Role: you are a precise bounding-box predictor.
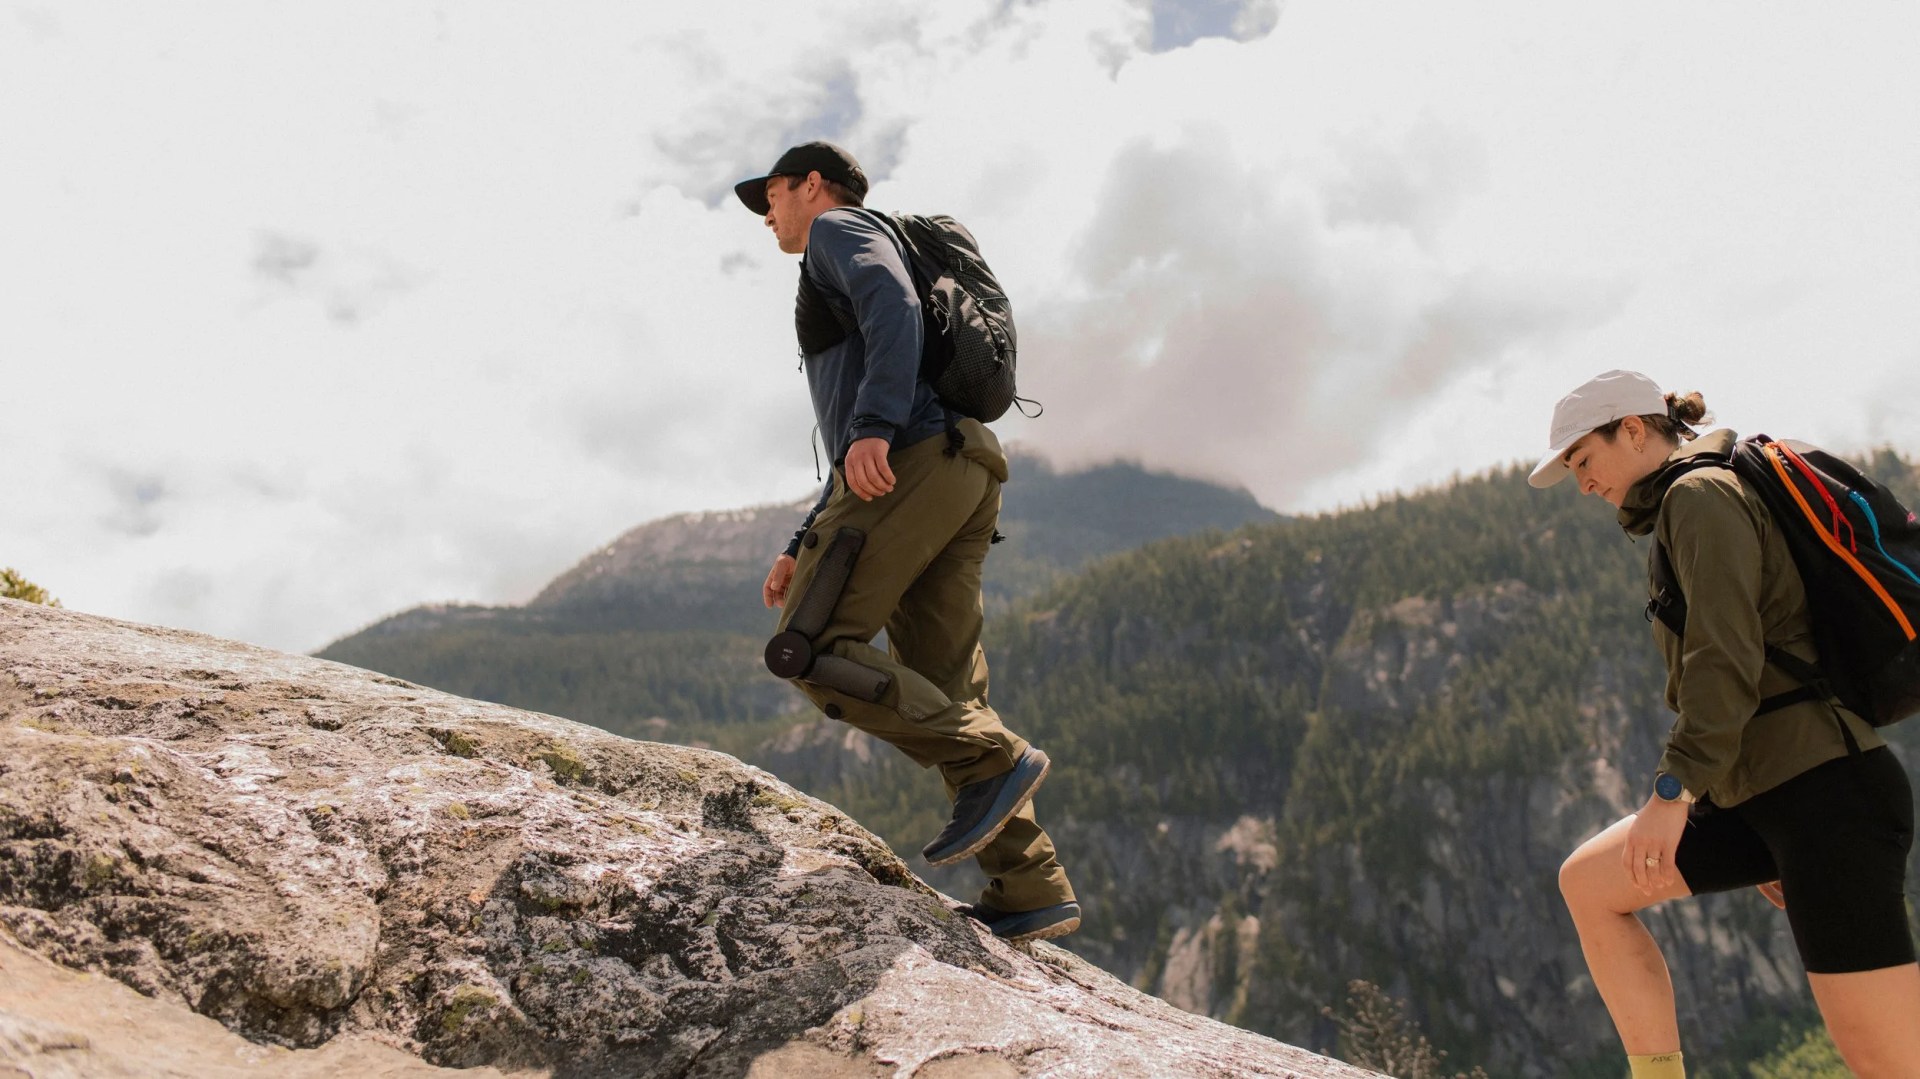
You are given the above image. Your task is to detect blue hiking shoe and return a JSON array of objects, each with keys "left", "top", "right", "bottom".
[
  {"left": 961, "top": 901, "right": 1082, "bottom": 943},
  {"left": 921, "top": 747, "right": 1051, "bottom": 868}
]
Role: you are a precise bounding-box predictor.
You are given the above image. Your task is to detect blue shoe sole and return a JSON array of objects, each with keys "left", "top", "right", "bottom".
[
  {"left": 964, "top": 901, "right": 1083, "bottom": 943},
  {"left": 922, "top": 748, "right": 1050, "bottom": 867}
]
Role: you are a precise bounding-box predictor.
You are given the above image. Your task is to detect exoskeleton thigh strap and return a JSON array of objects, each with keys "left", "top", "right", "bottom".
[{"left": 764, "top": 527, "right": 893, "bottom": 702}]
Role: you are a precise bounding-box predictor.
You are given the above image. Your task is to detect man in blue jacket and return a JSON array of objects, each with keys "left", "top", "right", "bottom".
[{"left": 735, "top": 141, "right": 1078, "bottom": 942}]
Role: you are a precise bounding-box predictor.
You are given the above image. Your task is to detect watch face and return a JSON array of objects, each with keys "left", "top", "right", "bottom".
[{"left": 1655, "top": 773, "right": 1683, "bottom": 801}]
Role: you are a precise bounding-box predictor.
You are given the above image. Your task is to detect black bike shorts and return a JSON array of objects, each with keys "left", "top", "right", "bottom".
[{"left": 1675, "top": 747, "right": 1916, "bottom": 974}]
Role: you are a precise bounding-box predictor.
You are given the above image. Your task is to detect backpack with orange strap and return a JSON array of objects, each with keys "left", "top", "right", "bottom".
[{"left": 1646, "top": 435, "right": 1920, "bottom": 727}]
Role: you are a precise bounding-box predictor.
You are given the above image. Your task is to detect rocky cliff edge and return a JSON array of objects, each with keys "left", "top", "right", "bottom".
[{"left": 0, "top": 599, "right": 1376, "bottom": 1079}]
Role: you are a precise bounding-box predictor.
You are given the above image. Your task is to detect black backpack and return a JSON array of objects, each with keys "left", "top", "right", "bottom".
[
  {"left": 795, "top": 208, "right": 1029, "bottom": 424},
  {"left": 1647, "top": 435, "right": 1920, "bottom": 727}
]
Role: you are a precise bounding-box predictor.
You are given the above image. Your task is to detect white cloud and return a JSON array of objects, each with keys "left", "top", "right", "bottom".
[{"left": 3, "top": 0, "right": 1918, "bottom": 652}]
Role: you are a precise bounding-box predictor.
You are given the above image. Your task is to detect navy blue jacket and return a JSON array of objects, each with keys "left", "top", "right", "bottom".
[{"left": 784, "top": 208, "right": 950, "bottom": 557}]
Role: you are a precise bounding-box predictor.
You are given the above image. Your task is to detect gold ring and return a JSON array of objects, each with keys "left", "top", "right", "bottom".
[{"left": 1644, "top": 856, "right": 1659, "bottom": 867}]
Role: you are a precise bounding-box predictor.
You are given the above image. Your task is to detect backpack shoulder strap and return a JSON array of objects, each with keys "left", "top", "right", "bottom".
[
  {"left": 795, "top": 250, "right": 854, "bottom": 353},
  {"left": 1641, "top": 451, "right": 1732, "bottom": 636},
  {"left": 797, "top": 209, "right": 916, "bottom": 338},
  {"left": 849, "top": 209, "right": 924, "bottom": 282},
  {"left": 1646, "top": 538, "right": 1687, "bottom": 638}
]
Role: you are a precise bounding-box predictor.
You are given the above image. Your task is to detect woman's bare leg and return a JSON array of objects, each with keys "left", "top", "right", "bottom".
[
  {"left": 1808, "top": 964, "right": 1920, "bottom": 1078},
  {"left": 1559, "top": 815, "right": 1695, "bottom": 1054}
]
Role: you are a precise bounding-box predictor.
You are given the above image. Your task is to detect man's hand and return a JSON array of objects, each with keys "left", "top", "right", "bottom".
[
  {"left": 763, "top": 554, "right": 796, "bottom": 608},
  {"left": 1623, "top": 795, "right": 1690, "bottom": 894},
  {"left": 844, "top": 437, "right": 896, "bottom": 501}
]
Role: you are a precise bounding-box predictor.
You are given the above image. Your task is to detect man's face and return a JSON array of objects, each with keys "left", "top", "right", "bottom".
[{"left": 764, "top": 174, "right": 813, "bottom": 255}]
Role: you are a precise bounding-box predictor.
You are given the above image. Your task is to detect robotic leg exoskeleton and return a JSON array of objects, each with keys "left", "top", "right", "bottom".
[{"left": 764, "top": 527, "right": 893, "bottom": 702}]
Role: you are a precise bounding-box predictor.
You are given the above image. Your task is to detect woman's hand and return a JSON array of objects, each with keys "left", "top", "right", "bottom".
[{"left": 1622, "top": 795, "right": 1690, "bottom": 895}]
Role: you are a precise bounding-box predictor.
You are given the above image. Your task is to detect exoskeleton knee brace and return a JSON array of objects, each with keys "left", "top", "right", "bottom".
[{"left": 765, "top": 527, "right": 893, "bottom": 702}]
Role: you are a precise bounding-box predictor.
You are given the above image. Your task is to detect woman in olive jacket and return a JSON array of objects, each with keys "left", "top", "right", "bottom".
[{"left": 1537, "top": 371, "right": 1919, "bottom": 1079}]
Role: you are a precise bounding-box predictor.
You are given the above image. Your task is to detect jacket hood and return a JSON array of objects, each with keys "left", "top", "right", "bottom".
[{"left": 1617, "top": 428, "right": 1739, "bottom": 536}]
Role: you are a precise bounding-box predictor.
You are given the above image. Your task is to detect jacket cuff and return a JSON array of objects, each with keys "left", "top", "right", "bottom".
[
  {"left": 1654, "top": 751, "right": 1715, "bottom": 801},
  {"left": 847, "top": 421, "right": 897, "bottom": 446}
]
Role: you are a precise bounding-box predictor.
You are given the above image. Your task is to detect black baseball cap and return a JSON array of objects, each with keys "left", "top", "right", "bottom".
[{"left": 733, "top": 141, "right": 869, "bottom": 216}]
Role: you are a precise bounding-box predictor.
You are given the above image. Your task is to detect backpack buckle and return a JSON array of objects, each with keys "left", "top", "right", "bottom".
[{"left": 1645, "top": 587, "right": 1673, "bottom": 623}]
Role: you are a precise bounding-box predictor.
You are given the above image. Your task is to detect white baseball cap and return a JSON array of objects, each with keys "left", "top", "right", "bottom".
[{"left": 1528, "top": 369, "right": 1669, "bottom": 488}]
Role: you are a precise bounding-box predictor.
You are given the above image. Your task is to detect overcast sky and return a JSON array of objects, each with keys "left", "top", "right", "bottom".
[{"left": 5, "top": 0, "right": 1918, "bottom": 653}]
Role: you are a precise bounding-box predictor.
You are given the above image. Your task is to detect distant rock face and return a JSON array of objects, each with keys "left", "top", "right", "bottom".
[
  {"left": 0, "top": 599, "right": 1377, "bottom": 1079},
  {"left": 532, "top": 499, "right": 816, "bottom": 610}
]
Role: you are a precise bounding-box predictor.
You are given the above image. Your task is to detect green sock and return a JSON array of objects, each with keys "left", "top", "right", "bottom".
[{"left": 1627, "top": 1051, "right": 1685, "bottom": 1079}]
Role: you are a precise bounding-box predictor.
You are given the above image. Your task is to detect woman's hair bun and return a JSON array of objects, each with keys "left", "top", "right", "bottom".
[{"left": 1665, "top": 390, "right": 1710, "bottom": 427}]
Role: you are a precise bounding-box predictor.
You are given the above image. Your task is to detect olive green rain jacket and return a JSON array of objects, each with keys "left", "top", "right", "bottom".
[{"left": 1617, "top": 429, "right": 1883, "bottom": 807}]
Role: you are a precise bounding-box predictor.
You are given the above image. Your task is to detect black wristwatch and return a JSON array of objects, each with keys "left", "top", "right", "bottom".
[{"left": 1654, "top": 772, "right": 1697, "bottom": 804}]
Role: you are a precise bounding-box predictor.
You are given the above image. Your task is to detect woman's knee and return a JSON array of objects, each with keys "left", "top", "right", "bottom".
[
  {"left": 1559, "top": 844, "right": 1604, "bottom": 913},
  {"left": 1559, "top": 824, "right": 1642, "bottom": 917}
]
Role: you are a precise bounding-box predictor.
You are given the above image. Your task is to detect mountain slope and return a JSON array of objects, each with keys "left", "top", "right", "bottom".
[{"left": 316, "top": 453, "right": 1278, "bottom": 739}]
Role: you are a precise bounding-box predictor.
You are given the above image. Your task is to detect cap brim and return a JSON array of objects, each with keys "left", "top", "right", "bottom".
[
  {"left": 734, "top": 175, "right": 774, "bottom": 216},
  {"left": 1528, "top": 455, "right": 1571, "bottom": 488},
  {"left": 1527, "top": 435, "right": 1584, "bottom": 488}
]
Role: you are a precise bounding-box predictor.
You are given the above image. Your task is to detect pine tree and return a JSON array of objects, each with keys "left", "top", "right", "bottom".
[
  {"left": 1322, "top": 980, "right": 1489, "bottom": 1079},
  {"left": 0, "top": 568, "right": 60, "bottom": 607}
]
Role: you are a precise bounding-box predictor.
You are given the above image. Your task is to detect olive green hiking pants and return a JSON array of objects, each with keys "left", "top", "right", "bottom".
[{"left": 777, "top": 419, "right": 1073, "bottom": 912}]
